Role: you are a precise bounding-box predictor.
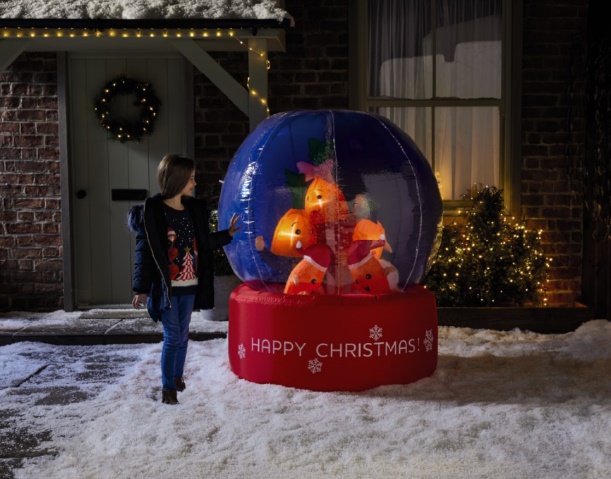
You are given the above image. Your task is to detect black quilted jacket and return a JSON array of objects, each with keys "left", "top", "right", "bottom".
[{"left": 128, "top": 194, "right": 232, "bottom": 321}]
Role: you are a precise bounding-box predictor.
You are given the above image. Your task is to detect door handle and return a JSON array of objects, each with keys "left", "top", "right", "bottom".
[{"left": 76, "top": 190, "right": 87, "bottom": 199}]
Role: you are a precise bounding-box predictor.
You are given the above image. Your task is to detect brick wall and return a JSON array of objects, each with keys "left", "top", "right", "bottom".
[
  {"left": 193, "top": 51, "right": 250, "bottom": 201},
  {"left": 193, "top": 0, "right": 349, "bottom": 203},
  {"left": 0, "top": 52, "right": 62, "bottom": 310},
  {"left": 0, "top": 1, "right": 590, "bottom": 310},
  {"left": 268, "top": 1, "right": 349, "bottom": 112},
  {"left": 521, "top": 0, "right": 588, "bottom": 306}
]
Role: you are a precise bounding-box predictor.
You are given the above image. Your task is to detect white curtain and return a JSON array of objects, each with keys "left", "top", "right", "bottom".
[{"left": 369, "top": 0, "right": 503, "bottom": 200}]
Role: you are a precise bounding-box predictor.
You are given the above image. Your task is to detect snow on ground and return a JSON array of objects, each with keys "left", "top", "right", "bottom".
[
  {"left": 2, "top": 319, "right": 611, "bottom": 479},
  {"left": 0, "top": 0, "right": 288, "bottom": 21}
]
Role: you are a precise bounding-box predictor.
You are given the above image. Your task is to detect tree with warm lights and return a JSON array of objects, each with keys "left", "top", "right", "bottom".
[{"left": 423, "top": 186, "right": 549, "bottom": 307}]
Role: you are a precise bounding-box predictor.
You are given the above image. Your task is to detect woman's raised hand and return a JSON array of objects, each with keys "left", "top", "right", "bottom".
[{"left": 228, "top": 213, "right": 242, "bottom": 237}]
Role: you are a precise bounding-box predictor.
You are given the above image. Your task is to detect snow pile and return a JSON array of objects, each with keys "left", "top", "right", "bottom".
[
  {"left": 0, "top": 0, "right": 288, "bottom": 22},
  {"left": 2, "top": 319, "right": 610, "bottom": 478}
]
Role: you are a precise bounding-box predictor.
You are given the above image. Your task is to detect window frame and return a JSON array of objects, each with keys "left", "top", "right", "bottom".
[{"left": 349, "top": 0, "right": 522, "bottom": 214}]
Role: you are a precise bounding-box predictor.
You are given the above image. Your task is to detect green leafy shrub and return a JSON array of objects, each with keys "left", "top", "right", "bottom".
[{"left": 423, "top": 187, "right": 549, "bottom": 306}]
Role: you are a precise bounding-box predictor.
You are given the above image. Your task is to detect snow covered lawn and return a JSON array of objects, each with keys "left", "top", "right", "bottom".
[{"left": 2, "top": 320, "right": 610, "bottom": 478}]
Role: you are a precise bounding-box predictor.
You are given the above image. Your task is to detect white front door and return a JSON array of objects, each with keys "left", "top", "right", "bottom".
[{"left": 69, "top": 54, "right": 190, "bottom": 307}]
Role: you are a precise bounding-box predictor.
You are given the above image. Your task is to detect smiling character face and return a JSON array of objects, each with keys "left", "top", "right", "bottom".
[
  {"left": 270, "top": 209, "right": 315, "bottom": 258},
  {"left": 349, "top": 256, "right": 390, "bottom": 294},
  {"left": 283, "top": 261, "right": 327, "bottom": 295},
  {"left": 347, "top": 239, "right": 391, "bottom": 294},
  {"left": 283, "top": 244, "right": 331, "bottom": 295},
  {"left": 304, "top": 178, "right": 350, "bottom": 223}
]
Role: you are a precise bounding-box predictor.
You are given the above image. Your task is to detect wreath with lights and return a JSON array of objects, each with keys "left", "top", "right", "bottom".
[{"left": 93, "top": 76, "right": 161, "bottom": 143}]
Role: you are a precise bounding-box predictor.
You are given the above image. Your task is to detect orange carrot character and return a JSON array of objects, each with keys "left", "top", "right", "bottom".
[
  {"left": 298, "top": 159, "right": 350, "bottom": 224},
  {"left": 347, "top": 239, "right": 391, "bottom": 294},
  {"left": 352, "top": 219, "right": 393, "bottom": 260},
  {"left": 304, "top": 177, "right": 351, "bottom": 224},
  {"left": 268, "top": 208, "right": 315, "bottom": 258},
  {"left": 284, "top": 242, "right": 332, "bottom": 295}
]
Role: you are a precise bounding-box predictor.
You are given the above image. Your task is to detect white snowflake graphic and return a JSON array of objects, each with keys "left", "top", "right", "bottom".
[
  {"left": 308, "top": 358, "right": 323, "bottom": 374},
  {"left": 369, "top": 325, "right": 383, "bottom": 341},
  {"left": 238, "top": 344, "right": 246, "bottom": 359},
  {"left": 423, "top": 329, "right": 434, "bottom": 352}
]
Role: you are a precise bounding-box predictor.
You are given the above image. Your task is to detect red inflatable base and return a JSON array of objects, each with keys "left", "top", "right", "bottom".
[{"left": 228, "top": 284, "right": 438, "bottom": 392}]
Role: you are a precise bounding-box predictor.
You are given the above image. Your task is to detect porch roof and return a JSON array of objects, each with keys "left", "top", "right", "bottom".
[{"left": 0, "top": 6, "right": 291, "bottom": 129}]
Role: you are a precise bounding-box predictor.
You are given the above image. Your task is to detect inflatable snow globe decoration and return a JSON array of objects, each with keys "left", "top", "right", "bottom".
[{"left": 219, "top": 110, "right": 442, "bottom": 391}]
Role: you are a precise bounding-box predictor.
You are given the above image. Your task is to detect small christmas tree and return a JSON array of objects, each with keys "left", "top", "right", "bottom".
[
  {"left": 423, "top": 186, "right": 549, "bottom": 306},
  {"left": 176, "top": 246, "right": 196, "bottom": 281}
]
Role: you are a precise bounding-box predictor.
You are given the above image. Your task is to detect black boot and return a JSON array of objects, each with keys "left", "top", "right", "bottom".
[
  {"left": 174, "top": 377, "right": 186, "bottom": 392},
  {"left": 161, "top": 389, "right": 179, "bottom": 405}
]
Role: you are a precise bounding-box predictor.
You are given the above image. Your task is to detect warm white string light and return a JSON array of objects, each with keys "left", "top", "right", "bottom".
[
  {"left": 2, "top": 26, "right": 271, "bottom": 117},
  {"left": 232, "top": 29, "right": 271, "bottom": 117}
]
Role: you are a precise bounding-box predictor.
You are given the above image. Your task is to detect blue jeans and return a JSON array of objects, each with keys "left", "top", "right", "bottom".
[{"left": 160, "top": 294, "right": 195, "bottom": 390}]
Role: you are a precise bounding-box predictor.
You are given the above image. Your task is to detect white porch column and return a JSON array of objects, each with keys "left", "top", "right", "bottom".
[{"left": 247, "top": 37, "right": 269, "bottom": 130}]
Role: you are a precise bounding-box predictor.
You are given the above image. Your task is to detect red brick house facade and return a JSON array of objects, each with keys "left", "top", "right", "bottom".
[{"left": 0, "top": 0, "right": 592, "bottom": 311}]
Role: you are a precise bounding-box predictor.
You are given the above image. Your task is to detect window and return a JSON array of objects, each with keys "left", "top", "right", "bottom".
[{"left": 350, "top": 0, "right": 520, "bottom": 210}]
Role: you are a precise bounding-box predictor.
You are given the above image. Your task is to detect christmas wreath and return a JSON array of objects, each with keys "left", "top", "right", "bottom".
[{"left": 93, "top": 76, "right": 161, "bottom": 143}]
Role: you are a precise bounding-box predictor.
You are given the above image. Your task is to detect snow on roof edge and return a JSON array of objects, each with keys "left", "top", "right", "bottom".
[{"left": 0, "top": 1, "right": 292, "bottom": 24}]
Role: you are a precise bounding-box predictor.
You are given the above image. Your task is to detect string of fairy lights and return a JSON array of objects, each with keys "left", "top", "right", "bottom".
[
  {"left": 432, "top": 177, "right": 551, "bottom": 305},
  {"left": 443, "top": 217, "right": 551, "bottom": 305},
  {"left": 424, "top": 186, "right": 551, "bottom": 307},
  {"left": 2, "top": 26, "right": 271, "bottom": 117}
]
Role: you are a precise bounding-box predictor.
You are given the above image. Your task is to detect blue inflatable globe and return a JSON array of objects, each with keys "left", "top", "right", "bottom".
[{"left": 218, "top": 110, "right": 442, "bottom": 295}]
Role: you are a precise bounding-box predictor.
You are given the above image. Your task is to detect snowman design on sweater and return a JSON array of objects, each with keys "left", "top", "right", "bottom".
[{"left": 164, "top": 204, "right": 198, "bottom": 289}]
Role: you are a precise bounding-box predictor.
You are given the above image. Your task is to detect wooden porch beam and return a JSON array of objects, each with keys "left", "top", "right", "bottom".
[
  {"left": 172, "top": 38, "right": 269, "bottom": 130},
  {"left": 0, "top": 39, "right": 32, "bottom": 72},
  {"left": 172, "top": 39, "right": 249, "bottom": 116}
]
